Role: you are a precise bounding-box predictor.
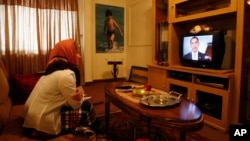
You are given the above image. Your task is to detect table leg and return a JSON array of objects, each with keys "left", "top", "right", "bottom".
[
  {"left": 146, "top": 118, "right": 151, "bottom": 139},
  {"left": 105, "top": 92, "right": 110, "bottom": 131},
  {"left": 146, "top": 117, "right": 151, "bottom": 129},
  {"left": 180, "top": 131, "right": 186, "bottom": 141}
]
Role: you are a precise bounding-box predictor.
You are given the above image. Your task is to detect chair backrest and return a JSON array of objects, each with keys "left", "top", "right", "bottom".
[{"left": 128, "top": 66, "right": 148, "bottom": 84}]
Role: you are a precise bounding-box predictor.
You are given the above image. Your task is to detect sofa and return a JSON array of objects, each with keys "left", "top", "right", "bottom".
[{"left": 0, "top": 60, "right": 95, "bottom": 141}]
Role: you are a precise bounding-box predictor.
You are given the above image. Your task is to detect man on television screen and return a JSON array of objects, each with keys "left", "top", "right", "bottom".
[{"left": 183, "top": 36, "right": 206, "bottom": 61}]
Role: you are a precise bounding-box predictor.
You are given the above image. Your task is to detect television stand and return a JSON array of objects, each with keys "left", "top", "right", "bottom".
[{"left": 147, "top": 64, "right": 234, "bottom": 132}]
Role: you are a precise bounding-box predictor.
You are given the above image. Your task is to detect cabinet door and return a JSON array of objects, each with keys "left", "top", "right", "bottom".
[
  {"left": 167, "top": 78, "right": 193, "bottom": 101},
  {"left": 153, "top": 0, "right": 168, "bottom": 64},
  {"left": 148, "top": 67, "right": 167, "bottom": 91}
]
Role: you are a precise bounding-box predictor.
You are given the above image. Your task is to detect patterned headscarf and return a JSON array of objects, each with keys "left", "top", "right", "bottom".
[{"left": 48, "top": 39, "right": 77, "bottom": 66}]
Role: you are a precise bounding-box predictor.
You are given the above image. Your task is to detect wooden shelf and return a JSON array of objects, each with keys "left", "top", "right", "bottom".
[
  {"left": 169, "top": 65, "right": 234, "bottom": 76},
  {"left": 151, "top": 0, "right": 248, "bottom": 132},
  {"left": 170, "top": 0, "right": 237, "bottom": 23},
  {"left": 148, "top": 64, "right": 234, "bottom": 77},
  {"left": 172, "top": 0, "right": 188, "bottom": 5},
  {"left": 171, "top": 6, "right": 236, "bottom": 23}
]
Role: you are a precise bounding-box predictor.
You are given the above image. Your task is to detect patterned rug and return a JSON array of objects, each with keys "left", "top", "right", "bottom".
[{"left": 97, "top": 111, "right": 210, "bottom": 141}]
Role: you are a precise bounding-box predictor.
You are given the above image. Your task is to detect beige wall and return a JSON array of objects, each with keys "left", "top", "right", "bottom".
[
  {"left": 79, "top": 0, "right": 152, "bottom": 82},
  {"left": 126, "top": 0, "right": 152, "bottom": 74}
]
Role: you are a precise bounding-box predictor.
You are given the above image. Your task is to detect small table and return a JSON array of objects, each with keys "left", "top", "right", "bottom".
[
  {"left": 107, "top": 61, "right": 122, "bottom": 80},
  {"left": 104, "top": 82, "right": 203, "bottom": 141}
]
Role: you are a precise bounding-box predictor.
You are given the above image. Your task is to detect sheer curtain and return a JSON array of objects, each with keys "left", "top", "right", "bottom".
[{"left": 0, "top": 0, "right": 82, "bottom": 78}]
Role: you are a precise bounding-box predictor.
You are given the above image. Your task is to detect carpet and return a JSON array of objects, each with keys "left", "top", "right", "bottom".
[{"left": 96, "top": 111, "right": 210, "bottom": 141}]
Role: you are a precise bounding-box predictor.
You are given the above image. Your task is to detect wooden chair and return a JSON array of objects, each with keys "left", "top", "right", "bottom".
[{"left": 128, "top": 66, "right": 148, "bottom": 84}]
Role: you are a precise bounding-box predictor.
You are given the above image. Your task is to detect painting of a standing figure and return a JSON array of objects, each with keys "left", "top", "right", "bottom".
[{"left": 96, "top": 4, "right": 124, "bottom": 53}]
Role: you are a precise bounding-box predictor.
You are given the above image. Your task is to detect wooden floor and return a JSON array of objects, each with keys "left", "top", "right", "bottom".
[{"left": 83, "top": 79, "right": 230, "bottom": 141}]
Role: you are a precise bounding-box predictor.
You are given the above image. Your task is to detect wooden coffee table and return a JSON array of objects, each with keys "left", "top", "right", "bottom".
[{"left": 104, "top": 82, "right": 203, "bottom": 141}]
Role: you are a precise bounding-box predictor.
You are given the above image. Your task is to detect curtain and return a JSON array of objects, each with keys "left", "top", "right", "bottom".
[{"left": 0, "top": 0, "right": 82, "bottom": 79}]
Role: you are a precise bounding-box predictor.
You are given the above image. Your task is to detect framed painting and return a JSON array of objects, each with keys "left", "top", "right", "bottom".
[{"left": 95, "top": 4, "right": 124, "bottom": 53}]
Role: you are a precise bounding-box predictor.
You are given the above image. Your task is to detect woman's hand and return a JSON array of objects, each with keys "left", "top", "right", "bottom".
[{"left": 72, "top": 86, "right": 84, "bottom": 101}]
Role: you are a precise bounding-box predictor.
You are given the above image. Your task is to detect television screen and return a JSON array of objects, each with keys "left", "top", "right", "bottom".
[
  {"left": 179, "top": 31, "right": 225, "bottom": 69},
  {"left": 182, "top": 35, "right": 213, "bottom": 62}
]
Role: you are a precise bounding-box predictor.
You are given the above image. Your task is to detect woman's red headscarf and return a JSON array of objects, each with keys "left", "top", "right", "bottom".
[{"left": 48, "top": 39, "right": 77, "bottom": 66}]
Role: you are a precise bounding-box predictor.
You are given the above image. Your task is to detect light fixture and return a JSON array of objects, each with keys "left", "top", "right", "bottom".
[{"left": 247, "top": 0, "right": 250, "bottom": 5}]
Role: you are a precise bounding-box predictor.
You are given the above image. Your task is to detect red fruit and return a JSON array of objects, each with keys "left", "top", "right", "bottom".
[{"left": 144, "top": 84, "right": 151, "bottom": 91}]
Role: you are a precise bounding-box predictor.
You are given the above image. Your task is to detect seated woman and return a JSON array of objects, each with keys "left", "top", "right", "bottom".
[{"left": 22, "top": 39, "right": 99, "bottom": 140}]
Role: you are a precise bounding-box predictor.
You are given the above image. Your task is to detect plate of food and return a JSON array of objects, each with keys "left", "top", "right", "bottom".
[
  {"left": 139, "top": 91, "right": 182, "bottom": 107},
  {"left": 131, "top": 88, "right": 154, "bottom": 97}
]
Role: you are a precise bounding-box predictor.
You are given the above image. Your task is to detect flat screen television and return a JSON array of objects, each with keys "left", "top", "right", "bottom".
[{"left": 179, "top": 31, "right": 225, "bottom": 69}]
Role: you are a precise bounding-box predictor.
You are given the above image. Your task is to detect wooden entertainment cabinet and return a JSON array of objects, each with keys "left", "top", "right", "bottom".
[{"left": 149, "top": 0, "right": 249, "bottom": 132}]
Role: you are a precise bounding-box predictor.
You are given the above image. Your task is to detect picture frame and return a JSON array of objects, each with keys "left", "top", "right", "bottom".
[{"left": 95, "top": 4, "right": 124, "bottom": 53}]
